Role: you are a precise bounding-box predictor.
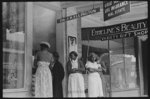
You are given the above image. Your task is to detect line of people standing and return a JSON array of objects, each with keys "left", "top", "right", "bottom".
[
  {"left": 67, "top": 51, "right": 105, "bottom": 97},
  {"left": 32, "top": 41, "right": 105, "bottom": 97}
]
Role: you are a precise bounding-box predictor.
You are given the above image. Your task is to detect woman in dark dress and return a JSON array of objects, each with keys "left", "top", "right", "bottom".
[{"left": 51, "top": 52, "right": 65, "bottom": 97}]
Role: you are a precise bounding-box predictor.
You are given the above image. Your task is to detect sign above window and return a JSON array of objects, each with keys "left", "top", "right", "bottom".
[
  {"left": 103, "top": 1, "right": 130, "bottom": 21},
  {"left": 82, "top": 18, "right": 148, "bottom": 41},
  {"left": 57, "top": 7, "right": 100, "bottom": 23}
]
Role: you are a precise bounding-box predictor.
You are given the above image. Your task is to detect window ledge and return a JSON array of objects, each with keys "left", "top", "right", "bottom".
[
  {"left": 3, "top": 88, "right": 28, "bottom": 93},
  {"left": 111, "top": 87, "right": 139, "bottom": 92},
  {"left": 3, "top": 48, "right": 25, "bottom": 54}
]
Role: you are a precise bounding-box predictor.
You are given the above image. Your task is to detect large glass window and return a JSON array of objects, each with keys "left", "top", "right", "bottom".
[
  {"left": 3, "top": 2, "right": 26, "bottom": 89},
  {"left": 109, "top": 37, "right": 139, "bottom": 91}
]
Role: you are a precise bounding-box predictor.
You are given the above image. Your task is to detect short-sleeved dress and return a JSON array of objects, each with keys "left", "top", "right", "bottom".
[
  {"left": 67, "top": 59, "right": 86, "bottom": 97},
  {"left": 85, "top": 61, "right": 104, "bottom": 97},
  {"left": 34, "top": 50, "right": 53, "bottom": 97}
]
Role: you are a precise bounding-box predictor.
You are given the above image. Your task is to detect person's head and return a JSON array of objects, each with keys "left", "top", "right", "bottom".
[
  {"left": 52, "top": 52, "right": 59, "bottom": 61},
  {"left": 69, "top": 51, "right": 78, "bottom": 61},
  {"left": 40, "top": 41, "right": 50, "bottom": 51},
  {"left": 88, "top": 52, "right": 97, "bottom": 63}
]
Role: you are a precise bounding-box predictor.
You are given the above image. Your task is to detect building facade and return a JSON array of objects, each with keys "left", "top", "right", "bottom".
[{"left": 2, "top": 1, "right": 148, "bottom": 97}]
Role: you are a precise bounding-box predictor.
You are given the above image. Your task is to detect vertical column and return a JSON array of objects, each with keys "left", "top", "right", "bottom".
[
  {"left": 25, "top": 2, "right": 33, "bottom": 96},
  {"left": 56, "top": 9, "right": 67, "bottom": 97},
  {"left": 137, "top": 38, "right": 144, "bottom": 96},
  {"left": 77, "top": 16, "right": 82, "bottom": 58},
  {"left": 67, "top": 7, "right": 78, "bottom": 53}
]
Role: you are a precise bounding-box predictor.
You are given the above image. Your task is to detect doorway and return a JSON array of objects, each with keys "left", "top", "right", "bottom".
[
  {"left": 31, "top": 4, "right": 57, "bottom": 96},
  {"left": 32, "top": 4, "right": 56, "bottom": 53}
]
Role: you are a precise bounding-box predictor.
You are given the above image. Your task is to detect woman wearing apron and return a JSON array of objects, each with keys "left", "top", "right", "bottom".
[
  {"left": 33, "top": 41, "right": 53, "bottom": 97},
  {"left": 67, "top": 51, "right": 86, "bottom": 97},
  {"left": 85, "top": 52, "right": 104, "bottom": 97}
]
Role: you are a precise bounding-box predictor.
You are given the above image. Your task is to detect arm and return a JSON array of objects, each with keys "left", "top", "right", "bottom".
[
  {"left": 60, "top": 63, "right": 65, "bottom": 81},
  {"left": 66, "top": 61, "right": 77, "bottom": 75},
  {"left": 49, "top": 62, "right": 54, "bottom": 71},
  {"left": 85, "top": 61, "right": 100, "bottom": 73},
  {"left": 76, "top": 60, "right": 85, "bottom": 73},
  {"left": 100, "top": 61, "right": 107, "bottom": 72},
  {"left": 49, "top": 53, "right": 54, "bottom": 70},
  {"left": 87, "top": 67, "right": 102, "bottom": 73},
  {"left": 87, "top": 68, "right": 94, "bottom": 72},
  {"left": 33, "top": 53, "right": 39, "bottom": 74},
  {"left": 85, "top": 62, "right": 92, "bottom": 73}
]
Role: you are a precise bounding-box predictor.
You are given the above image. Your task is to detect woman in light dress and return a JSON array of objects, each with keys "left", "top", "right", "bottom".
[
  {"left": 67, "top": 51, "right": 86, "bottom": 97},
  {"left": 85, "top": 52, "right": 104, "bottom": 97},
  {"left": 33, "top": 41, "right": 53, "bottom": 97}
]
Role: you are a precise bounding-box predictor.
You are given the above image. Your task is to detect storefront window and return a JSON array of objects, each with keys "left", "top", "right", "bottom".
[
  {"left": 3, "top": 2, "right": 26, "bottom": 89},
  {"left": 110, "top": 37, "right": 139, "bottom": 91}
]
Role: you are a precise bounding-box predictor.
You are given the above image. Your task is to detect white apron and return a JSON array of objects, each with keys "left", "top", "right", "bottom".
[
  {"left": 68, "top": 59, "right": 85, "bottom": 97},
  {"left": 35, "top": 61, "right": 53, "bottom": 97},
  {"left": 88, "top": 72, "right": 104, "bottom": 97},
  {"left": 68, "top": 73, "right": 85, "bottom": 97},
  {"left": 86, "top": 61, "right": 104, "bottom": 97}
]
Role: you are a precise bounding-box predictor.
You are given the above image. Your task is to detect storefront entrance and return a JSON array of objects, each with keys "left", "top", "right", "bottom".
[{"left": 78, "top": 2, "right": 148, "bottom": 97}]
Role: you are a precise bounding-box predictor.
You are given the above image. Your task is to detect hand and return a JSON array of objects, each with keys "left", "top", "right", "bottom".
[
  {"left": 88, "top": 68, "right": 95, "bottom": 73},
  {"left": 98, "top": 68, "right": 102, "bottom": 72},
  {"left": 72, "top": 68, "right": 78, "bottom": 73}
]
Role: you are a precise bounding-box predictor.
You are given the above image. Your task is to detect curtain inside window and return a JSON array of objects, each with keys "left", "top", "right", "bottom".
[{"left": 3, "top": 2, "right": 25, "bottom": 89}]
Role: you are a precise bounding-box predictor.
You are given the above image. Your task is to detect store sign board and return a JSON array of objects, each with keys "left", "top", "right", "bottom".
[
  {"left": 57, "top": 7, "right": 100, "bottom": 23},
  {"left": 103, "top": 1, "right": 130, "bottom": 21},
  {"left": 82, "top": 19, "right": 148, "bottom": 41}
]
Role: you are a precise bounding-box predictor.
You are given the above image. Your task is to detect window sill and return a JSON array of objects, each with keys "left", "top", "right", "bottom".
[
  {"left": 141, "top": 95, "right": 148, "bottom": 97},
  {"left": 3, "top": 48, "right": 25, "bottom": 54},
  {"left": 111, "top": 87, "right": 139, "bottom": 92},
  {"left": 3, "top": 88, "right": 28, "bottom": 93}
]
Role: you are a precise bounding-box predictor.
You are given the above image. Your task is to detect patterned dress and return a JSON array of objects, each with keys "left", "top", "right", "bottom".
[
  {"left": 35, "top": 61, "right": 53, "bottom": 97},
  {"left": 33, "top": 50, "right": 53, "bottom": 97}
]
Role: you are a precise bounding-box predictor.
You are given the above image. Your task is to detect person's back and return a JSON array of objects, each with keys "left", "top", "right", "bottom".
[
  {"left": 34, "top": 42, "right": 53, "bottom": 97},
  {"left": 37, "top": 50, "right": 53, "bottom": 63}
]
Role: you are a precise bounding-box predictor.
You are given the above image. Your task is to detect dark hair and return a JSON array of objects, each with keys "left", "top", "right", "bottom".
[
  {"left": 40, "top": 44, "right": 49, "bottom": 50},
  {"left": 52, "top": 52, "right": 59, "bottom": 59},
  {"left": 69, "top": 51, "right": 78, "bottom": 58}
]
